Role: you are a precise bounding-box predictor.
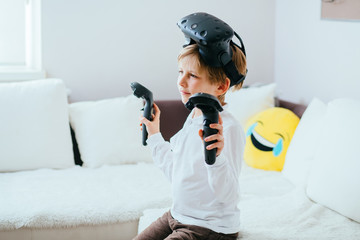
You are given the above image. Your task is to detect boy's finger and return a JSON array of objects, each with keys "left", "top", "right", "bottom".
[
  {"left": 218, "top": 114, "right": 223, "bottom": 125},
  {"left": 209, "top": 123, "right": 222, "bottom": 130},
  {"left": 140, "top": 117, "right": 150, "bottom": 126},
  {"left": 209, "top": 123, "right": 223, "bottom": 136},
  {"left": 206, "top": 142, "right": 219, "bottom": 150},
  {"left": 153, "top": 103, "right": 161, "bottom": 117},
  {"left": 206, "top": 142, "right": 223, "bottom": 150},
  {"left": 204, "top": 134, "right": 223, "bottom": 142},
  {"left": 198, "top": 129, "right": 203, "bottom": 139},
  {"left": 153, "top": 103, "right": 159, "bottom": 111}
]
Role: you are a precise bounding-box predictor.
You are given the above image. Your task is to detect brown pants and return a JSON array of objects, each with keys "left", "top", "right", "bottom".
[{"left": 133, "top": 211, "right": 239, "bottom": 240}]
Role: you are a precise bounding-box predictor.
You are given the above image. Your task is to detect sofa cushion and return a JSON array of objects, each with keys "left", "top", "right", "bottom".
[
  {"left": 306, "top": 98, "right": 360, "bottom": 223},
  {"left": 0, "top": 79, "right": 75, "bottom": 172},
  {"left": 282, "top": 98, "right": 327, "bottom": 187},
  {"left": 0, "top": 163, "right": 171, "bottom": 229},
  {"left": 138, "top": 208, "right": 169, "bottom": 234},
  {"left": 226, "top": 83, "right": 276, "bottom": 127},
  {"left": 69, "top": 95, "right": 153, "bottom": 168}
]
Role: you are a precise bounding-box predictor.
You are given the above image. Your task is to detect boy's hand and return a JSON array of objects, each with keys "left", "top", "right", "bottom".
[
  {"left": 198, "top": 114, "right": 224, "bottom": 157},
  {"left": 140, "top": 103, "right": 161, "bottom": 137}
]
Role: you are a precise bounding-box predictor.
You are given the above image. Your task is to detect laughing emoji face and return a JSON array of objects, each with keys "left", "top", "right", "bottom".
[{"left": 244, "top": 107, "right": 299, "bottom": 171}]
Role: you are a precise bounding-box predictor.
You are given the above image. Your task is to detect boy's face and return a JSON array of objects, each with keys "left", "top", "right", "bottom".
[{"left": 177, "top": 55, "right": 219, "bottom": 104}]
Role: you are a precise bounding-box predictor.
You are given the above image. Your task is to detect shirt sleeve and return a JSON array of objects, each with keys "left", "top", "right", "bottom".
[
  {"left": 146, "top": 132, "right": 175, "bottom": 182},
  {"left": 205, "top": 124, "right": 245, "bottom": 203}
]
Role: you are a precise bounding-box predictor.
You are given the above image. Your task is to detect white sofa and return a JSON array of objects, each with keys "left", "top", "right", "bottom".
[
  {"left": 1, "top": 79, "right": 360, "bottom": 240},
  {"left": 0, "top": 79, "right": 174, "bottom": 240}
]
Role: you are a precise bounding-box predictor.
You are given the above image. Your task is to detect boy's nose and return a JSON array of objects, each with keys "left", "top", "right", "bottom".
[{"left": 178, "top": 74, "right": 187, "bottom": 87}]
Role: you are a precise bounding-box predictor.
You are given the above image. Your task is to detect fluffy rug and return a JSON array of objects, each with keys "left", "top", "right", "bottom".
[{"left": 0, "top": 163, "right": 172, "bottom": 230}]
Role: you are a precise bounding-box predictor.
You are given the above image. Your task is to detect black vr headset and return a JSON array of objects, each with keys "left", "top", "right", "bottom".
[{"left": 177, "top": 12, "right": 247, "bottom": 87}]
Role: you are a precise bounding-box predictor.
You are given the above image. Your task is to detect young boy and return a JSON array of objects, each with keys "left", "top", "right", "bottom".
[{"left": 135, "top": 42, "right": 246, "bottom": 240}]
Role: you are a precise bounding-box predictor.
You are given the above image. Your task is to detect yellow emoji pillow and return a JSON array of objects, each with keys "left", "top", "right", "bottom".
[{"left": 244, "top": 107, "right": 300, "bottom": 171}]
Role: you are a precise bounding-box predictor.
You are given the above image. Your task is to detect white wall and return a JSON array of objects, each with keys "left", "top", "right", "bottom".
[
  {"left": 42, "top": 0, "right": 276, "bottom": 102},
  {"left": 275, "top": 0, "right": 360, "bottom": 104}
]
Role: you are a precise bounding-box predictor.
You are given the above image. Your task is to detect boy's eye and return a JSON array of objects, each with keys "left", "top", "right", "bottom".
[{"left": 190, "top": 73, "right": 198, "bottom": 78}]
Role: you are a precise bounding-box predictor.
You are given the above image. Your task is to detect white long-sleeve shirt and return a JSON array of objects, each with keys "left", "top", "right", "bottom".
[{"left": 147, "top": 107, "right": 245, "bottom": 234}]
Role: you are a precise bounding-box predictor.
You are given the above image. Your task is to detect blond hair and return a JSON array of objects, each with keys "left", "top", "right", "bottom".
[{"left": 177, "top": 44, "right": 247, "bottom": 104}]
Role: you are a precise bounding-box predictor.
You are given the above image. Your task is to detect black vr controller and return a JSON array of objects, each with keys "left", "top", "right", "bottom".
[
  {"left": 185, "top": 93, "right": 223, "bottom": 165},
  {"left": 177, "top": 12, "right": 247, "bottom": 87},
  {"left": 130, "top": 82, "right": 154, "bottom": 146}
]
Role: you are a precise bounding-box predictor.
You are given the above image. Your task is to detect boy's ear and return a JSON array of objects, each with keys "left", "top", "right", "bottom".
[{"left": 216, "top": 78, "right": 231, "bottom": 95}]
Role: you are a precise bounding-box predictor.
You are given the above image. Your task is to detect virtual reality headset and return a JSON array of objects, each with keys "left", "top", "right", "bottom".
[{"left": 177, "top": 12, "right": 247, "bottom": 87}]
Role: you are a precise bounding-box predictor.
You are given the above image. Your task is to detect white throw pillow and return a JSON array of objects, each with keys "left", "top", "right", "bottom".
[
  {"left": 226, "top": 83, "right": 276, "bottom": 126},
  {"left": 306, "top": 98, "right": 360, "bottom": 223},
  {"left": 69, "top": 95, "right": 153, "bottom": 168},
  {"left": 0, "top": 79, "right": 75, "bottom": 172},
  {"left": 282, "top": 98, "right": 327, "bottom": 187}
]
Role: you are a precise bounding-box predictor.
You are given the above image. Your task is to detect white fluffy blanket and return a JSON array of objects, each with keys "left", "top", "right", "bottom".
[
  {"left": 0, "top": 163, "right": 172, "bottom": 230},
  {"left": 238, "top": 164, "right": 360, "bottom": 240}
]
